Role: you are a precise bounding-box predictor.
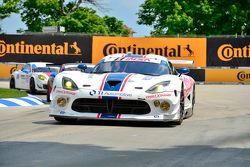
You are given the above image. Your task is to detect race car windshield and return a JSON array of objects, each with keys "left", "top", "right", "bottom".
[
  {"left": 33, "top": 67, "right": 58, "bottom": 73},
  {"left": 92, "top": 61, "right": 170, "bottom": 76},
  {"left": 64, "top": 67, "right": 82, "bottom": 71}
]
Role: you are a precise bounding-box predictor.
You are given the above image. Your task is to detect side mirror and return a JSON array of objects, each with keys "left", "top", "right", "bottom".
[
  {"left": 50, "top": 72, "right": 58, "bottom": 78},
  {"left": 22, "top": 68, "right": 29, "bottom": 74},
  {"left": 177, "top": 67, "right": 190, "bottom": 75},
  {"left": 78, "top": 64, "right": 87, "bottom": 71}
]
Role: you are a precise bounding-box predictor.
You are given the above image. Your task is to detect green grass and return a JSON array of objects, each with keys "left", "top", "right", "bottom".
[{"left": 0, "top": 88, "right": 28, "bottom": 98}]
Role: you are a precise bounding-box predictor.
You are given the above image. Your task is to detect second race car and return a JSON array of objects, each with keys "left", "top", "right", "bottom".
[{"left": 10, "top": 62, "right": 58, "bottom": 94}]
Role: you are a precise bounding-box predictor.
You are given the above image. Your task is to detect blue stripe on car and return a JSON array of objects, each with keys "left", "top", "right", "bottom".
[{"left": 102, "top": 73, "right": 129, "bottom": 100}]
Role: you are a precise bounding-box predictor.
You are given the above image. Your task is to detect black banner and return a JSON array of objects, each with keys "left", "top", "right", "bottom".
[
  {"left": 207, "top": 38, "right": 250, "bottom": 67},
  {"left": 0, "top": 34, "right": 92, "bottom": 64},
  {"left": 187, "top": 69, "right": 205, "bottom": 82}
]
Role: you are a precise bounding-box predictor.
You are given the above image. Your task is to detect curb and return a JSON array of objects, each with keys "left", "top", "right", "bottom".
[{"left": 0, "top": 94, "right": 45, "bottom": 107}]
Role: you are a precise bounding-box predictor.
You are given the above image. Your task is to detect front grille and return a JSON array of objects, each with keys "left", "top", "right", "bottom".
[{"left": 72, "top": 98, "right": 151, "bottom": 115}]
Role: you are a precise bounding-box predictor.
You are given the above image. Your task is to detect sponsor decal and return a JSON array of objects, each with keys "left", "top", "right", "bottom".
[
  {"left": 56, "top": 89, "right": 77, "bottom": 95},
  {"left": 217, "top": 44, "right": 250, "bottom": 62},
  {"left": 60, "top": 111, "right": 66, "bottom": 114},
  {"left": 237, "top": 71, "right": 250, "bottom": 81},
  {"left": 121, "top": 57, "right": 151, "bottom": 62},
  {"left": 0, "top": 40, "right": 81, "bottom": 57},
  {"left": 90, "top": 90, "right": 132, "bottom": 97},
  {"left": 145, "top": 93, "right": 171, "bottom": 99},
  {"left": 89, "top": 90, "right": 96, "bottom": 96}
]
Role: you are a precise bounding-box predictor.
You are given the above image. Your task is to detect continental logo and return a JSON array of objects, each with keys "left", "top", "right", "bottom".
[
  {"left": 217, "top": 44, "right": 250, "bottom": 61},
  {"left": 237, "top": 71, "right": 250, "bottom": 81},
  {"left": 103, "top": 43, "right": 194, "bottom": 57},
  {"left": 0, "top": 40, "right": 81, "bottom": 57}
]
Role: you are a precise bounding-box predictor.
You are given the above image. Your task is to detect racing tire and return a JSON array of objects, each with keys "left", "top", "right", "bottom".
[
  {"left": 185, "top": 85, "right": 195, "bottom": 119},
  {"left": 174, "top": 85, "right": 185, "bottom": 125},
  {"left": 54, "top": 116, "right": 77, "bottom": 123},
  {"left": 29, "top": 78, "right": 36, "bottom": 94},
  {"left": 10, "top": 77, "right": 15, "bottom": 89},
  {"left": 46, "top": 90, "right": 51, "bottom": 102}
]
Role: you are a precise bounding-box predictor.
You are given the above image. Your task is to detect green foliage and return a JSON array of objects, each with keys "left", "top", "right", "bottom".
[
  {"left": 21, "top": 0, "right": 60, "bottom": 32},
  {"left": 0, "top": 88, "right": 27, "bottom": 98},
  {"left": 0, "top": 0, "right": 20, "bottom": 20},
  {"left": 20, "top": 0, "right": 130, "bottom": 35},
  {"left": 103, "top": 16, "right": 130, "bottom": 35},
  {"left": 60, "top": 8, "right": 108, "bottom": 34},
  {"left": 137, "top": 0, "right": 250, "bottom": 35}
]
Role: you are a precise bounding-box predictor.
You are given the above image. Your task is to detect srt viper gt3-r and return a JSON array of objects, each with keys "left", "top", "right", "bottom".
[{"left": 49, "top": 53, "right": 195, "bottom": 125}]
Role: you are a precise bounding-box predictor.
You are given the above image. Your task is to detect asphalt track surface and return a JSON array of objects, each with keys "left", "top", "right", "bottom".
[{"left": 0, "top": 81, "right": 250, "bottom": 167}]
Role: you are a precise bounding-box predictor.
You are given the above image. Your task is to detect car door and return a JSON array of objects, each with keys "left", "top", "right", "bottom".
[{"left": 19, "top": 64, "right": 31, "bottom": 89}]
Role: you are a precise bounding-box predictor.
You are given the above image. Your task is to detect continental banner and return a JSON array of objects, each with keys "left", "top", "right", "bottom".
[
  {"left": 92, "top": 36, "right": 207, "bottom": 67},
  {"left": 206, "top": 69, "right": 250, "bottom": 83},
  {"left": 207, "top": 38, "right": 250, "bottom": 67},
  {"left": 0, "top": 34, "right": 92, "bottom": 64}
]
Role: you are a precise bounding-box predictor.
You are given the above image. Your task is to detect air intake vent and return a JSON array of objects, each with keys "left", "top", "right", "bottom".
[{"left": 107, "top": 80, "right": 121, "bottom": 87}]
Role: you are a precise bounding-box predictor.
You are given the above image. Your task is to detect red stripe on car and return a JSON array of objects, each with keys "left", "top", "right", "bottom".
[
  {"left": 118, "top": 73, "right": 133, "bottom": 100},
  {"left": 98, "top": 73, "right": 109, "bottom": 99}
]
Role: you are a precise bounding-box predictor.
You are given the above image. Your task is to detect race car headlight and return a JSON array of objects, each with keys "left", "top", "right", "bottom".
[
  {"left": 62, "top": 77, "right": 78, "bottom": 90},
  {"left": 146, "top": 81, "right": 170, "bottom": 94},
  {"left": 38, "top": 75, "right": 46, "bottom": 80}
]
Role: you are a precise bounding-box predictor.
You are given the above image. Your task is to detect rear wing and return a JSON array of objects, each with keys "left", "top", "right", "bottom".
[{"left": 168, "top": 60, "right": 194, "bottom": 68}]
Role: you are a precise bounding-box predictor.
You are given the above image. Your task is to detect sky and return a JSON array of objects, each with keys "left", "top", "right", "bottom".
[{"left": 1, "top": 0, "right": 151, "bottom": 37}]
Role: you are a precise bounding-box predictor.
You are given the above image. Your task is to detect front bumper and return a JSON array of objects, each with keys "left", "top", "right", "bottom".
[{"left": 49, "top": 88, "right": 182, "bottom": 122}]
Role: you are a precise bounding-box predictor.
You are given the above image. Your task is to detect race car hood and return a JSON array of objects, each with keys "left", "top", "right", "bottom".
[{"left": 57, "top": 72, "right": 181, "bottom": 93}]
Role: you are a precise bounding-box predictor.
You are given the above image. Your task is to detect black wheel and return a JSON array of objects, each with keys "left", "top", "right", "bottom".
[
  {"left": 29, "top": 78, "right": 36, "bottom": 94},
  {"left": 10, "top": 77, "right": 15, "bottom": 89},
  {"left": 47, "top": 90, "right": 51, "bottom": 102},
  {"left": 190, "top": 85, "right": 195, "bottom": 116},
  {"left": 54, "top": 116, "right": 77, "bottom": 123},
  {"left": 175, "top": 84, "right": 185, "bottom": 125},
  {"left": 185, "top": 85, "right": 195, "bottom": 118}
]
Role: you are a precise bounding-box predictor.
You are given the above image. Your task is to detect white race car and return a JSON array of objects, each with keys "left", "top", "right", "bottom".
[
  {"left": 10, "top": 62, "right": 58, "bottom": 94},
  {"left": 49, "top": 53, "right": 195, "bottom": 125}
]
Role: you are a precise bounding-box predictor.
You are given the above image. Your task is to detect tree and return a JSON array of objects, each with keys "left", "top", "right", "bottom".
[
  {"left": 0, "top": 0, "right": 20, "bottom": 20},
  {"left": 20, "top": 0, "right": 130, "bottom": 35},
  {"left": 60, "top": 8, "right": 108, "bottom": 34},
  {"left": 137, "top": 0, "right": 250, "bottom": 35},
  {"left": 103, "top": 16, "right": 130, "bottom": 35}
]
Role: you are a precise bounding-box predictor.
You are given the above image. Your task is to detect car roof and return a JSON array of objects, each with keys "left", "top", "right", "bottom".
[
  {"left": 62, "top": 63, "right": 95, "bottom": 68},
  {"left": 101, "top": 53, "right": 169, "bottom": 64}
]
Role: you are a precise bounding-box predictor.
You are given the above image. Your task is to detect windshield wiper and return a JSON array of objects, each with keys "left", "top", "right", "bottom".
[
  {"left": 93, "top": 71, "right": 113, "bottom": 74},
  {"left": 142, "top": 73, "right": 160, "bottom": 76}
]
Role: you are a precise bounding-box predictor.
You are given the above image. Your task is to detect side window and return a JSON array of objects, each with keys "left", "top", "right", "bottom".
[
  {"left": 168, "top": 62, "right": 178, "bottom": 75},
  {"left": 168, "top": 62, "right": 174, "bottom": 74},
  {"left": 21, "top": 64, "right": 27, "bottom": 71},
  {"left": 21, "top": 64, "right": 31, "bottom": 73}
]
